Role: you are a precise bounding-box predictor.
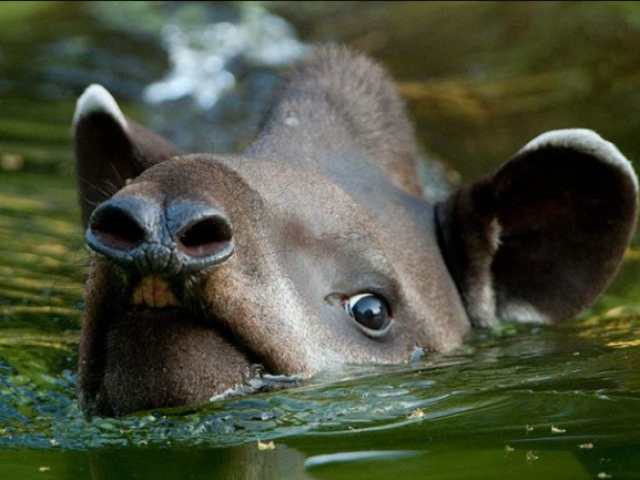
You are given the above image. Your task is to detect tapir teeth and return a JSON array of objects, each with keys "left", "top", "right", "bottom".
[{"left": 132, "top": 275, "right": 179, "bottom": 308}]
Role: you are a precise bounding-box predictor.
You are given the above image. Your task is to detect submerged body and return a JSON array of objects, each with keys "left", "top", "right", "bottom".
[{"left": 73, "top": 47, "right": 638, "bottom": 416}]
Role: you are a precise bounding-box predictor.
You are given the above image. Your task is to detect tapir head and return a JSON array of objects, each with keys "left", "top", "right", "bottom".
[{"left": 74, "top": 47, "right": 638, "bottom": 417}]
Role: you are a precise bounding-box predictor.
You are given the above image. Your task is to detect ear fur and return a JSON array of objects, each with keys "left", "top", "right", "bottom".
[
  {"left": 437, "top": 129, "right": 638, "bottom": 326},
  {"left": 73, "top": 85, "right": 182, "bottom": 227}
]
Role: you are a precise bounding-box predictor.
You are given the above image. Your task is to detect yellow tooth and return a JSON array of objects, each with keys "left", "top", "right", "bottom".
[
  {"left": 134, "top": 276, "right": 179, "bottom": 309},
  {"left": 142, "top": 276, "right": 155, "bottom": 308},
  {"left": 133, "top": 284, "right": 143, "bottom": 305},
  {"left": 154, "top": 276, "right": 168, "bottom": 308},
  {"left": 167, "top": 290, "right": 180, "bottom": 307}
]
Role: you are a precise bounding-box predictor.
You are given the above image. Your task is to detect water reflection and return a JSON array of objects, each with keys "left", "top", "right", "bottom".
[{"left": 89, "top": 444, "right": 313, "bottom": 480}]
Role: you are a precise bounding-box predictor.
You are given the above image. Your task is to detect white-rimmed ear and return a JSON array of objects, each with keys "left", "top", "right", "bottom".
[
  {"left": 73, "top": 84, "right": 182, "bottom": 227},
  {"left": 73, "top": 84, "right": 128, "bottom": 129},
  {"left": 437, "top": 129, "right": 638, "bottom": 327}
]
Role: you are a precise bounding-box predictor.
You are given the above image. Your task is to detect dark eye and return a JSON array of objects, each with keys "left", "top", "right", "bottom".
[{"left": 344, "top": 293, "right": 393, "bottom": 337}]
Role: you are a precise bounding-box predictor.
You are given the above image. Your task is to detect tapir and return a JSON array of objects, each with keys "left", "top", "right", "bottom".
[{"left": 73, "top": 47, "right": 639, "bottom": 417}]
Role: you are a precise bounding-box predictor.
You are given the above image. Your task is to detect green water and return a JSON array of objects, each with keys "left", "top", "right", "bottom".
[{"left": 1, "top": 2, "right": 640, "bottom": 479}]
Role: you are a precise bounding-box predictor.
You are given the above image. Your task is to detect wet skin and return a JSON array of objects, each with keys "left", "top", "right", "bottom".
[{"left": 74, "top": 48, "right": 638, "bottom": 416}]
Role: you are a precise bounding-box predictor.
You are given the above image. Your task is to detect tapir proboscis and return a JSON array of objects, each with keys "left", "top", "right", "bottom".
[{"left": 73, "top": 47, "right": 639, "bottom": 417}]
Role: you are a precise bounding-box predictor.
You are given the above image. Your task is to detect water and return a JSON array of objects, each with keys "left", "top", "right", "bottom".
[{"left": 1, "top": 2, "right": 640, "bottom": 479}]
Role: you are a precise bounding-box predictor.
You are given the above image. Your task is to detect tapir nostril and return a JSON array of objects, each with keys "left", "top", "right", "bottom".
[
  {"left": 90, "top": 205, "right": 146, "bottom": 252},
  {"left": 87, "top": 199, "right": 233, "bottom": 272},
  {"left": 178, "top": 215, "right": 233, "bottom": 258}
]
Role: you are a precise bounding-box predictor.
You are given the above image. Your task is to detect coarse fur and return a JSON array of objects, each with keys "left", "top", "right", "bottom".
[{"left": 73, "top": 47, "right": 638, "bottom": 416}]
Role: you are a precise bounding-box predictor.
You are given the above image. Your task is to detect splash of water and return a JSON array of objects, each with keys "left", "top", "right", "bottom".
[
  {"left": 143, "top": 5, "right": 307, "bottom": 109},
  {"left": 210, "top": 372, "right": 302, "bottom": 403}
]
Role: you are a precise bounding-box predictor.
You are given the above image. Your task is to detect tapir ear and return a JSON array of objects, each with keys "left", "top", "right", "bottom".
[
  {"left": 73, "top": 85, "right": 182, "bottom": 227},
  {"left": 437, "top": 129, "right": 639, "bottom": 326}
]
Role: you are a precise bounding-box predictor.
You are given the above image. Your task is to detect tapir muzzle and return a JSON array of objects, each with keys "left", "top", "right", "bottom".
[{"left": 87, "top": 196, "right": 234, "bottom": 276}]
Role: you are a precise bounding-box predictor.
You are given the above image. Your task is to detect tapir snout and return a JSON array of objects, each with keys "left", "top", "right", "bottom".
[
  {"left": 88, "top": 195, "right": 234, "bottom": 275},
  {"left": 73, "top": 47, "right": 638, "bottom": 417}
]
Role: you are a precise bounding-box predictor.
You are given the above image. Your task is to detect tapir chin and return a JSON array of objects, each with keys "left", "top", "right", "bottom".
[{"left": 73, "top": 47, "right": 638, "bottom": 417}]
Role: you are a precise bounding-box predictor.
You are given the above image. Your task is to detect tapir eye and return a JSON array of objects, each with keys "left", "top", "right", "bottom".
[{"left": 344, "top": 293, "right": 393, "bottom": 337}]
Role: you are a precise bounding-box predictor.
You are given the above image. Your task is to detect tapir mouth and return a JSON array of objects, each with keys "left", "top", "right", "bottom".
[
  {"left": 131, "top": 275, "right": 181, "bottom": 309},
  {"left": 78, "top": 269, "right": 258, "bottom": 417}
]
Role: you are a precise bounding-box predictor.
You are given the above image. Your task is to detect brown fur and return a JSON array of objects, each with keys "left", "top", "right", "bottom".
[
  {"left": 438, "top": 146, "right": 638, "bottom": 326},
  {"left": 246, "top": 46, "right": 423, "bottom": 196},
  {"left": 74, "top": 47, "right": 638, "bottom": 416}
]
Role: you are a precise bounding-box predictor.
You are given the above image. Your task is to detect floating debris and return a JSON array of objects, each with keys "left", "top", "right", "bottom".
[
  {"left": 407, "top": 408, "right": 425, "bottom": 419},
  {"left": 257, "top": 439, "right": 276, "bottom": 451},
  {"left": 551, "top": 426, "right": 566, "bottom": 434},
  {"left": 505, "top": 445, "right": 514, "bottom": 453},
  {"left": 1, "top": 154, "right": 24, "bottom": 172},
  {"left": 39, "top": 467, "right": 50, "bottom": 473},
  {"left": 579, "top": 443, "right": 594, "bottom": 449},
  {"left": 526, "top": 450, "right": 539, "bottom": 463},
  {"left": 597, "top": 473, "right": 612, "bottom": 479}
]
